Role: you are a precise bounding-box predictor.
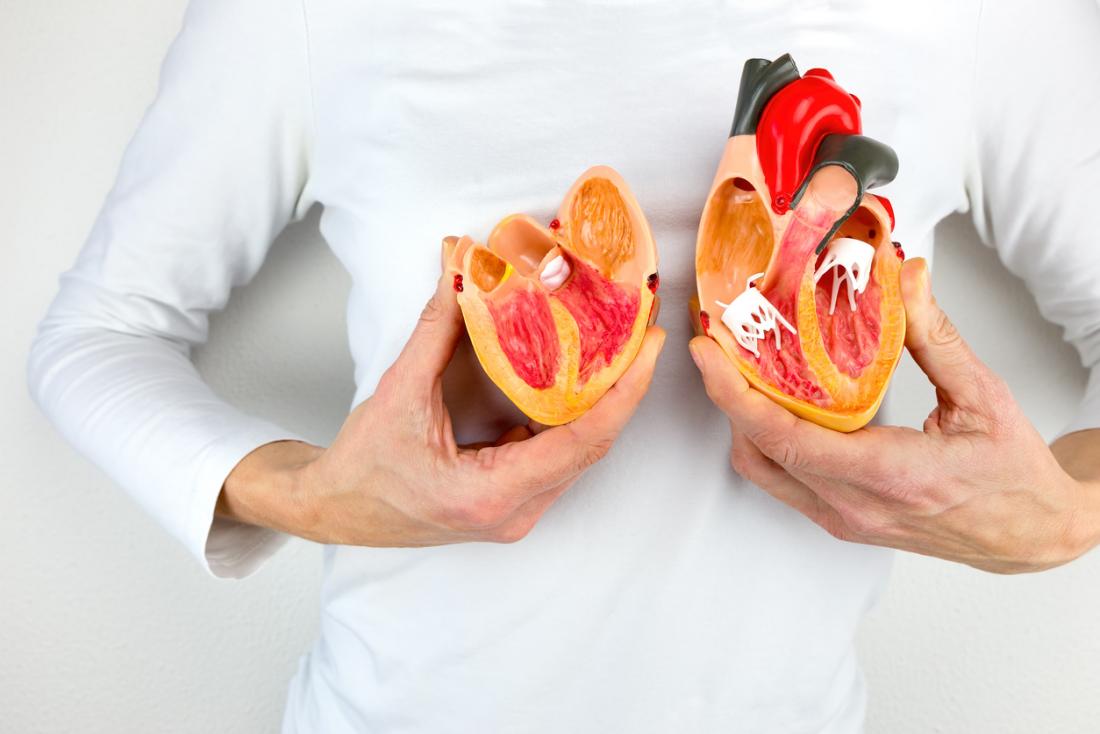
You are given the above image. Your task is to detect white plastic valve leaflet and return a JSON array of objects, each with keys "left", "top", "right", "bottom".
[
  {"left": 539, "top": 254, "right": 571, "bottom": 291},
  {"left": 813, "top": 237, "right": 876, "bottom": 315},
  {"left": 716, "top": 273, "right": 797, "bottom": 357}
]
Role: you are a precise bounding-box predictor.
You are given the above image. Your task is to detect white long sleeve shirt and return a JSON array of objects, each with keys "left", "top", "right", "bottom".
[{"left": 27, "top": 1, "right": 1100, "bottom": 732}]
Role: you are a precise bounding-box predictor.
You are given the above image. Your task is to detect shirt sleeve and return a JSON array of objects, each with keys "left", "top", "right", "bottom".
[
  {"left": 26, "top": 0, "right": 316, "bottom": 578},
  {"left": 965, "top": 0, "right": 1100, "bottom": 439}
]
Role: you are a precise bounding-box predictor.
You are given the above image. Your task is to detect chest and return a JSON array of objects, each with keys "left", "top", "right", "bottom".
[{"left": 304, "top": 0, "right": 976, "bottom": 344}]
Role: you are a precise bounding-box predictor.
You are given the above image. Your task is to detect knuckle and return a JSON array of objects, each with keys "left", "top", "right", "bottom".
[
  {"left": 585, "top": 436, "right": 614, "bottom": 463},
  {"left": 568, "top": 427, "right": 614, "bottom": 469},
  {"left": 756, "top": 431, "right": 801, "bottom": 470}
]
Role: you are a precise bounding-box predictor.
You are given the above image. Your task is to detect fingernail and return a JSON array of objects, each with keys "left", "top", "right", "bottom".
[
  {"left": 689, "top": 342, "right": 703, "bottom": 372},
  {"left": 910, "top": 257, "right": 930, "bottom": 299},
  {"left": 654, "top": 328, "right": 667, "bottom": 352}
]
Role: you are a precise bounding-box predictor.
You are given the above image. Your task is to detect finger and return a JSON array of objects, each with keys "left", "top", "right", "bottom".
[
  {"left": 440, "top": 235, "right": 460, "bottom": 270},
  {"left": 729, "top": 429, "right": 847, "bottom": 536},
  {"left": 496, "top": 424, "right": 534, "bottom": 445},
  {"left": 458, "top": 424, "right": 533, "bottom": 451},
  {"left": 526, "top": 419, "right": 552, "bottom": 436},
  {"left": 390, "top": 270, "right": 466, "bottom": 390},
  {"left": 567, "top": 325, "right": 665, "bottom": 439},
  {"left": 441, "top": 234, "right": 475, "bottom": 272},
  {"left": 801, "top": 163, "right": 859, "bottom": 212},
  {"left": 689, "top": 334, "right": 874, "bottom": 478},
  {"left": 901, "top": 257, "right": 993, "bottom": 410},
  {"left": 480, "top": 326, "right": 666, "bottom": 498},
  {"left": 648, "top": 294, "right": 661, "bottom": 326},
  {"left": 688, "top": 295, "right": 705, "bottom": 337}
]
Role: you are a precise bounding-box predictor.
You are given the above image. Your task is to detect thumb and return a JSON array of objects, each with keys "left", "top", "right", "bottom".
[
  {"left": 900, "top": 257, "right": 990, "bottom": 407},
  {"left": 689, "top": 334, "right": 748, "bottom": 417},
  {"left": 392, "top": 271, "right": 466, "bottom": 388}
]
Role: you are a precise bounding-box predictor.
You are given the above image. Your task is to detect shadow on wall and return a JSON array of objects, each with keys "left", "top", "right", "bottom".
[
  {"left": 883, "top": 214, "right": 1086, "bottom": 438},
  {"left": 196, "top": 205, "right": 357, "bottom": 447},
  {"left": 859, "top": 213, "right": 1096, "bottom": 734}
]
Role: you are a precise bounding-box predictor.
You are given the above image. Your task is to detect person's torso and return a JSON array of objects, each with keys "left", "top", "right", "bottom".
[{"left": 285, "top": 2, "right": 977, "bottom": 731}]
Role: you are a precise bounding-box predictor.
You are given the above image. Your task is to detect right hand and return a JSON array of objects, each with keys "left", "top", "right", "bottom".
[{"left": 218, "top": 271, "right": 665, "bottom": 546}]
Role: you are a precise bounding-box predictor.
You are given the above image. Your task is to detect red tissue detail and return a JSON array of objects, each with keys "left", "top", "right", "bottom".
[
  {"left": 699, "top": 310, "right": 711, "bottom": 335},
  {"left": 814, "top": 249, "right": 884, "bottom": 379},
  {"left": 548, "top": 218, "right": 561, "bottom": 230},
  {"left": 744, "top": 205, "right": 835, "bottom": 405},
  {"left": 551, "top": 257, "right": 640, "bottom": 385},
  {"left": 874, "top": 194, "right": 896, "bottom": 230},
  {"left": 488, "top": 288, "right": 561, "bottom": 389},
  {"left": 647, "top": 272, "right": 660, "bottom": 293},
  {"left": 895, "top": 247, "right": 905, "bottom": 259},
  {"left": 755, "top": 74, "right": 862, "bottom": 215},
  {"left": 452, "top": 274, "right": 464, "bottom": 292}
]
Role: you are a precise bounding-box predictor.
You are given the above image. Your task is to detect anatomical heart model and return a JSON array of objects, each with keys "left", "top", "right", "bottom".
[
  {"left": 695, "top": 54, "right": 904, "bottom": 432},
  {"left": 444, "top": 166, "right": 659, "bottom": 425}
]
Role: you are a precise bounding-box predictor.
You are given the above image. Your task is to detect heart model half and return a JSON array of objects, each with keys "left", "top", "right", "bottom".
[
  {"left": 696, "top": 53, "right": 905, "bottom": 432},
  {"left": 444, "top": 166, "right": 659, "bottom": 425}
]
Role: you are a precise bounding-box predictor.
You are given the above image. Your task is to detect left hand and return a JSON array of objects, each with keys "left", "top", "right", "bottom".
[{"left": 690, "top": 257, "right": 1096, "bottom": 573}]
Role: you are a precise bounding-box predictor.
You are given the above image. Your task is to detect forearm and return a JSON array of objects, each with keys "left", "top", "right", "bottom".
[
  {"left": 1051, "top": 428, "right": 1100, "bottom": 558},
  {"left": 216, "top": 439, "right": 325, "bottom": 539}
]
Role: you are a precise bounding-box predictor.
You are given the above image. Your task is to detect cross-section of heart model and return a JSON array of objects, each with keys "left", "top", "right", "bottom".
[
  {"left": 695, "top": 53, "right": 904, "bottom": 432},
  {"left": 445, "top": 166, "right": 659, "bottom": 425}
]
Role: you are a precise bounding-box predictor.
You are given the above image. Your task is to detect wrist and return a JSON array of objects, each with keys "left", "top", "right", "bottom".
[
  {"left": 217, "top": 439, "right": 325, "bottom": 537},
  {"left": 1051, "top": 429, "right": 1100, "bottom": 561},
  {"left": 1066, "top": 478, "right": 1100, "bottom": 561}
]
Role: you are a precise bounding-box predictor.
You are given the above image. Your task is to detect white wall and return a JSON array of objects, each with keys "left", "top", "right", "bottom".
[{"left": 2, "top": 3, "right": 1097, "bottom": 732}]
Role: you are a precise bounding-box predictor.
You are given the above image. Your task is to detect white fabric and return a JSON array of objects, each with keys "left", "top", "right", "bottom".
[{"left": 26, "top": 0, "right": 1100, "bottom": 731}]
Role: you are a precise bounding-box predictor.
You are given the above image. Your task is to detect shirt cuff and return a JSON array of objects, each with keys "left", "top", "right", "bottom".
[{"left": 189, "top": 420, "right": 309, "bottom": 579}]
